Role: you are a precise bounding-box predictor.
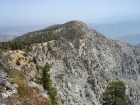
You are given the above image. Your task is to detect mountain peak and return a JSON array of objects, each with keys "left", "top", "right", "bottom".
[
  {"left": 64, "top": 20, "right": 87, "bottom": 26},
  {"left": 44, "top": 20, "right": 88, "bottom": 31},
  {"left": 13, "top": 20, "right": 94, "bottom": 42}
]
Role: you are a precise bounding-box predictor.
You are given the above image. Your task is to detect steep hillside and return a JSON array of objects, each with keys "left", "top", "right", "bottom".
[{"left": 1, "top": 21, "right": 140, "bottom": 105}]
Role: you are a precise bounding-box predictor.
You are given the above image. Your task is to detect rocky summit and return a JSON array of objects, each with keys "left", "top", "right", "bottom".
[{"left": 1, "top": 21, "right": 140, "bottom": 105}]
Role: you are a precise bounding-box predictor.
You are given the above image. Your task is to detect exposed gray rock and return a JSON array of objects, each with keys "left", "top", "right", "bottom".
[{"left": 12, "top": 21, "right": 140, "bottom": 105}]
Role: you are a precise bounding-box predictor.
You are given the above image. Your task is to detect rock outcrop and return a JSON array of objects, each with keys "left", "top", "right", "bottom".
[{"left": 5, "top": 21, "right": 140, "bottom": 105}]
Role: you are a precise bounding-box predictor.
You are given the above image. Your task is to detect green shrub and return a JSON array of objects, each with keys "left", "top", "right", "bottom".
[
  {"left": 23, "top": 53, "right": 27, "bottom": 57},
  {"left": 47, "top": 43, "right": 52, "bottom": 51},
  {"left": 16, "top": 60, "right": 20, "bottom": 65},
  {"left": 33, "top": 56, "right": 37, "bottom": 64},
  {"left": 28, "top": 59, "right": 32, "bottom": 63},
  {"left": 18, "top": 57, "right": 21, "bottom": 61}
]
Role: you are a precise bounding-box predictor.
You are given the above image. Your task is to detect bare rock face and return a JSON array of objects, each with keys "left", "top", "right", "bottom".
[{"left": 12, "top": 21, "right": 140, "bottom": 105}]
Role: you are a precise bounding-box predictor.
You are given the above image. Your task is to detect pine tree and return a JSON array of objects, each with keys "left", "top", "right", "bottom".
[
  {"left": 101, "top": 81, "right": 127, "bottom": 105},
  {"left": 33, "top": 57, "right": 37, "bottom": 64}
]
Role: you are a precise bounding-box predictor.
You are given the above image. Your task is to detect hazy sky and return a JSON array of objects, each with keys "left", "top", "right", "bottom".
[{"left": 0, "top": 0, "right": 140, "bottom": 27}]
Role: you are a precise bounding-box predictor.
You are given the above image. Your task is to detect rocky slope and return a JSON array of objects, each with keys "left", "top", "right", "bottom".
[{"left": 2, "top": 21, "right": 140, "bottom": 105}]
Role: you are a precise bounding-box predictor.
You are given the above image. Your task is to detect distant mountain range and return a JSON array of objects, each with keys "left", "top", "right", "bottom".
[
  {"left": 0, "top": 35, "right": 16, "bottom": 42},
  {"left": 137, "top": 43, "right": 140, "bottom": 48},
  {"left": 0, "top": 25, "right": 49, "bottom": 42},
  {"left": 0, "top": 25, "right": 49, "bottom": 36},
  {"left": 115, "top": 34, "right": 140, "bottom": 45},
  {"left": 88, "top": 21, "right": 140, "bottom": 39}
]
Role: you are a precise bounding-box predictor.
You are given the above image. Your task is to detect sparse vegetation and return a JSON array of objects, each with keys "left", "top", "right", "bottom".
[
  {"left": 47, "top": 42, "right": 52, "bottom": 51},
  {"left": 0, "top": 53, "right": 3, "bottom": 58},
  {"left": 28, "top": 59, "right": 32, "bottom": 63},
  {"left": 8, "top": 69, "right": 27, "bottom": 88},
  {"left": 17, "top": 86, "right": 52, "bottom": 105},
  {"left": 33, "top": 56, "right": 37, "bottom": 64},
  {"left": 18, "top": 57, "right": 21, "bottom": 61},
  {"left": 47, "top": 42, "right": 57, "bottom": 58},
  {"left": 23, "top": 53, "right": 27, "bottom": 57},
  {"left": 36, "top": 65, "right": 40, "bottom": 72},
  {"left": 6, "top": 69, "right": 51, "bottom": 105}
]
